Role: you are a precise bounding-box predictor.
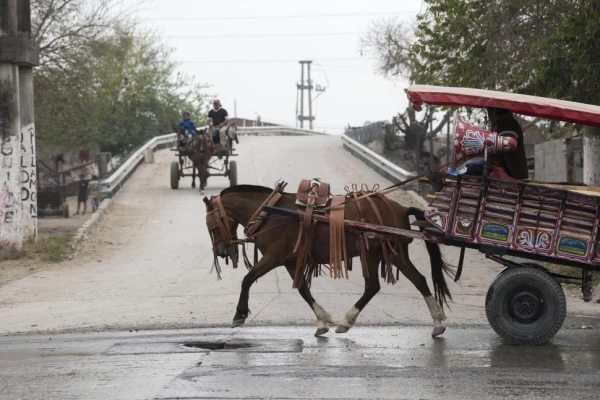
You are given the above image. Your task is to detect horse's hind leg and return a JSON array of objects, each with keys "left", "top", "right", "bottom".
[
  {"left": 232, "top": 254, "right": 279, "bottom": 328},
  {"left": 336, "top": 252, "right": 381, "bottom": 334},
  {"left": 191, "top": 164, "right": 197, "bottom": 188},
  {"left": 284, "top": 265, "right": 334, "bottom": 337},
  {"left": 394, "top": 244, "right": 447, "bottom": 337}
]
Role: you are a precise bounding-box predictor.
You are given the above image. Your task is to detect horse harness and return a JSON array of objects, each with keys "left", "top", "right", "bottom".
[{"left": 206, "top": 179, "right": 406, "bottom": 286}]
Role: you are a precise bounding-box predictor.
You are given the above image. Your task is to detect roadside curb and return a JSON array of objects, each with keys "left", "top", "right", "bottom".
[{"left": 71, "top": 199, "right": 113, "bottom": 248}]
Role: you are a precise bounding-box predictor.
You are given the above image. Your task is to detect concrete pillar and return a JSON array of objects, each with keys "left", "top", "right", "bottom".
[
  {"left": 0, "top": 0, "right": 39, "bottom": 256},
  {"left": 19, "top": 66, "right": 36, "bottom": 241},
  {"left": 0, "top": 64, "right": 22, "bottom": 257},
  {"left": 583, "top": 126, "right": 600, "bottom": 186}
]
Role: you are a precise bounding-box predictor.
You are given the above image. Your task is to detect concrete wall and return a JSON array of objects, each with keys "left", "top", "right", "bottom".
[{"left": 534, "top": 138, "right": 568, "bottom": 182}]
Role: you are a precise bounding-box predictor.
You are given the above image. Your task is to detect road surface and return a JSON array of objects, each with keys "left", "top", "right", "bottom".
[{"left": 1, "top": 135, "right": 599, "bottom": 399}]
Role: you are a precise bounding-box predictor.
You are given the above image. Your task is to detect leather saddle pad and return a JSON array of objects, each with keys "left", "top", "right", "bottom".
[{"left": 296, "top": 179, "right": 331, "bottom": 208}]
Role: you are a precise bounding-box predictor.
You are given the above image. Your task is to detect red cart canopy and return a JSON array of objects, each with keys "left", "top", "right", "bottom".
[{"left": 407, "top": 85, "right": 600, "bottom": 128}]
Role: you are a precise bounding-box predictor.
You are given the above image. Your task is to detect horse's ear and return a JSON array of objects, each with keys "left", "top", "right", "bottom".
[{"left": 203, "top": 196, "right": 211, "bottom": 207}]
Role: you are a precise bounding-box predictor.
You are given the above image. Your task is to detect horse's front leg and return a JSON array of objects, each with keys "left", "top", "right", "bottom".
[
  {"left": 191, "top": 162, "right": 197, "bottom": 188},
  {"left": 200, "top": 161, "right": 208, "bottom": 192},
  {"left": 232, "top": 253, "right": 280, "bottom": 328},
  {"left": 284, "top": 265, "right": 335, "bottom": 337},
  {"left": 336, "top": 251, "right": 381, "bottom": 333}
]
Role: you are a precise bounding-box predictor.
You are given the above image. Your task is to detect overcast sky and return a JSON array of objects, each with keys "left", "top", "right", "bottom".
[{"left": 130, "top": 0, "right": 423, "bottom": 133}]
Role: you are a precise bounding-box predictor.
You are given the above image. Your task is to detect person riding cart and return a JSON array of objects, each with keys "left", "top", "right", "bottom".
[
  {"left": 427, "top": 107, "right": 528, "bottom": 191},
  {"left": 462, "top": 107, "right": 528, "bottom": 179},
  {"left": 208, "top": 100, "right": 230, "bottom": 148},
  {"left": 177, "top": 112, "right": 197, "bottom": 148}
]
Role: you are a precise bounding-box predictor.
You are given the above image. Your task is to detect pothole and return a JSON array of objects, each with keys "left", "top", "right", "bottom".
[{"left": 181, "top": 341, "right": 257, "bottom": 350}]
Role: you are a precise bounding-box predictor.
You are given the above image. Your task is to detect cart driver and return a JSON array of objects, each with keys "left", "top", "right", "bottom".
[
  {"left": 427, "top": 107, "right": 529, "bottom": 191},
  {"left": 208, "top": 100, "right": 229, "bottom": 144},
  {"left": 486, "top": 107, "right": 529, "bottom": 180}
]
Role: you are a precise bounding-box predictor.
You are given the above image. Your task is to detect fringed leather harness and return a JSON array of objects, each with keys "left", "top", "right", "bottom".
[{"left": 205, "top": 179, "right": 407, "bottom": 287}]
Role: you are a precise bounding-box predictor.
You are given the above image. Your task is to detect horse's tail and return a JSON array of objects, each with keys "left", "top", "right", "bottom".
[{"left": 407, "top": 207, "right": 455, "bottom": 308}]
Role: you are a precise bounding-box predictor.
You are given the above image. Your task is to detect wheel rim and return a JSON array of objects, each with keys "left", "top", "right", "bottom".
[{"left": 505, "top": 286, "right": 545, "bottom": 325}]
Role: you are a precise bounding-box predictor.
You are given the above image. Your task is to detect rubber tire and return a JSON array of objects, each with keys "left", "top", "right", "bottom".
[
  {"left": 228, "top": 161, "right": 237, "bottom": 187},
  {"left": 170, "top": 161, "right": 179, "bottom": 190},
  {"left": 62, "top": 203, "right": 69, "bottom": 218},
  {"left": 485, "top": 267, "right": 566, "bottom": 345}
]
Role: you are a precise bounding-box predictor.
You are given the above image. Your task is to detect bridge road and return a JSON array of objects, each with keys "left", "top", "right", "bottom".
[
  {"left": 2, "top": 135, "right": 600, "bottom": 400},
  {"left": 0, "top": 135, "right": 597, "bottom": 334}
]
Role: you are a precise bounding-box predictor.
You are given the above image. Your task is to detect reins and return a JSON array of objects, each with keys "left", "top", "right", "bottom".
[{"left": 317, "top": 162, "right": 450, "bottom": 213}]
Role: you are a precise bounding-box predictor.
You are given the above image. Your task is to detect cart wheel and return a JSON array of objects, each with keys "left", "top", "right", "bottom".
[
  {"left": 228, "top": 160, "right": 238, "bottom": 187},
  {"left": 62, "top": 203, "right": 70, "bottom": 218},
  {"left": 485, "top": 267, "right": 566, "bottom": 345},
  {"left": 170, "top": 161, "right": 180, "bottom": 190}
]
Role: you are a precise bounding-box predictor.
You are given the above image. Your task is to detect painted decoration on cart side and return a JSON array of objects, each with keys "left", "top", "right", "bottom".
[
  {"left": 557, "top": 236, "right": 589, "bottom": 257},
  {"left": 480, "top": 222, "right": 510, "bottom": 243},
  {"left": 453, "top": 217, "right": 475, "bottom": 237},
  {"left": 452, "top": 115, "right": 518, "bottom": 169},
  {"left": 514, "top": 228, "right": 552, "bottom": 252}
]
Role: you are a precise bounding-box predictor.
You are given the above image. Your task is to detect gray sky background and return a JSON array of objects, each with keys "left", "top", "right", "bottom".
[{"left": 130, "top": 0, "right": 423, "bottom": 133}]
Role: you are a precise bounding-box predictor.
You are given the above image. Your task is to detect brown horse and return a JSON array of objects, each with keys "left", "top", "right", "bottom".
[
  {"left": 185, "top": 130, "right": 214, "bottom": 192},
  {"left": 203, "top": 184, "right": 455, "bottom": 337}
]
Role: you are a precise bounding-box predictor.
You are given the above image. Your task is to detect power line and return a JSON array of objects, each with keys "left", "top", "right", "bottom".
[
  {"left": 144, "top": 11, "right": 418, "bottom": 22},
  {"left": 168, "top": 31, "right": 365, "bottom": 39},
  {"left": 179, "top": 58, "right": 375, "bottom": 64}
]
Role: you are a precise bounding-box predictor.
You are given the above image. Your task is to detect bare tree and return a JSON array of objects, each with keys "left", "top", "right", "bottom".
[
  {"left": 393, "top": 107, "right": 449, "bottom": 150},
  {"left": 360, "top": 18, "right": 417, "bottom": 80}
]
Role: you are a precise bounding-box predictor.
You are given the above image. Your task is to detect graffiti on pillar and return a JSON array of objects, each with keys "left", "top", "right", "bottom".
[
  {"left": 19, "top": 123, "right": 37, "bottom": 241},
  {"left": 1, "top": 135, "right": 20, "bottom": 243},
  {"left": 20, "top": 123, "right": 36, "bottom": 218}
]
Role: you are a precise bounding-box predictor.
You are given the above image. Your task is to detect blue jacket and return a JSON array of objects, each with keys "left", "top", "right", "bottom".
[{"left": 179, "top": 119, "right": 197, "bottom": 136}]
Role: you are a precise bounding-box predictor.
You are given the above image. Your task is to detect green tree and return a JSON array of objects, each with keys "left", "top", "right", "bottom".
[{"left": 32, "top": 0, "right": 209, "bottom": 156}]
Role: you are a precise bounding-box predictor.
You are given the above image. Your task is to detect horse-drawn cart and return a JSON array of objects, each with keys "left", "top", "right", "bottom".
[
  {"left": 258, "top": 86, "right": 600, "bottom": 345},
  {"left": 170, "top": 126, "right": 238, "bottom": 191}
]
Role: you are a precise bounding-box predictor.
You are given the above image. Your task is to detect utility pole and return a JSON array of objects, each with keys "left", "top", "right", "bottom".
[
  {"left": 296, "top": 61, "right": 315, "bottom": 130},
  {"left": 0, "top": 0, "right": 40, "bottom": 257}
]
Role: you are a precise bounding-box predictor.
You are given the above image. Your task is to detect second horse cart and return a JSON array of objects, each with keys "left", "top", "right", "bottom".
[{"left": 170, "top": 125, "right": 238, "bottom": 190}]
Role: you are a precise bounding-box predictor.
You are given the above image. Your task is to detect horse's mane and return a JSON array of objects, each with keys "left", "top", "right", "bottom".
[{"left": 220, "top": 184, "right": 274, "bottom": 196}]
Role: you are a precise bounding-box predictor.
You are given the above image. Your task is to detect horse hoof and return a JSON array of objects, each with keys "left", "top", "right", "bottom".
[
  {"left": 231, "top": 319, "right": 245, "bottom": 328},
  {"left": 200, "top": 190, "right": 205, "bottom": 195},
  {"left": 335, "top": 325, "right": 350, "bottom": 334},
  {"left": 314, "top": 327, "right": 329, "bottom": 337},
  {"left": 432, "top": 326, "right": 446, "bottom": 337}
]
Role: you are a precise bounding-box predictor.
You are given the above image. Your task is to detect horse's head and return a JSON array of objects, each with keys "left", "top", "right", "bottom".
[{"left": 203, "top": 195, "right": 239, "bottom": 262}]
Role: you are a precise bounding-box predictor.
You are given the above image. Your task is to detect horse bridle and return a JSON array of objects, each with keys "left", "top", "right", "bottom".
[
  {"left": 206, "top": 182, "right": 289, "bottom": 258},
  {"left": 206, "top": 196, "right": 238, "bottom": 249}
]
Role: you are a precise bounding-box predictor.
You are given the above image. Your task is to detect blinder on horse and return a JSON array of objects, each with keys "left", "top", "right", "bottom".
[
  {"left": 205, "top": 196, "right": 240, "bottom": 277},
  {"left": 204, "top": 182, "right": 288, "bottom": 278}
]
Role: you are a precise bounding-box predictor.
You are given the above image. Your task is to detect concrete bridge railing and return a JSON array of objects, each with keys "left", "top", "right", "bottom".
[{"left": 99, "top": 133, "right": 176, "bottom": 198}]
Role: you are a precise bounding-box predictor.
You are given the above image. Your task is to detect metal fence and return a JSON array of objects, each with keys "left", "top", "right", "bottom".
[{"left": 344, "top": 122, "right": 386, "bottom": 145}]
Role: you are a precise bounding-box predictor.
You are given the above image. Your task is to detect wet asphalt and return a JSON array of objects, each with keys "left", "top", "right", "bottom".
[
  {"left": 3, "top": 137, "right": 600, "bottom": 399},
  {"left": 2, "top": 323, "right": 600, "bottom": 399}
]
